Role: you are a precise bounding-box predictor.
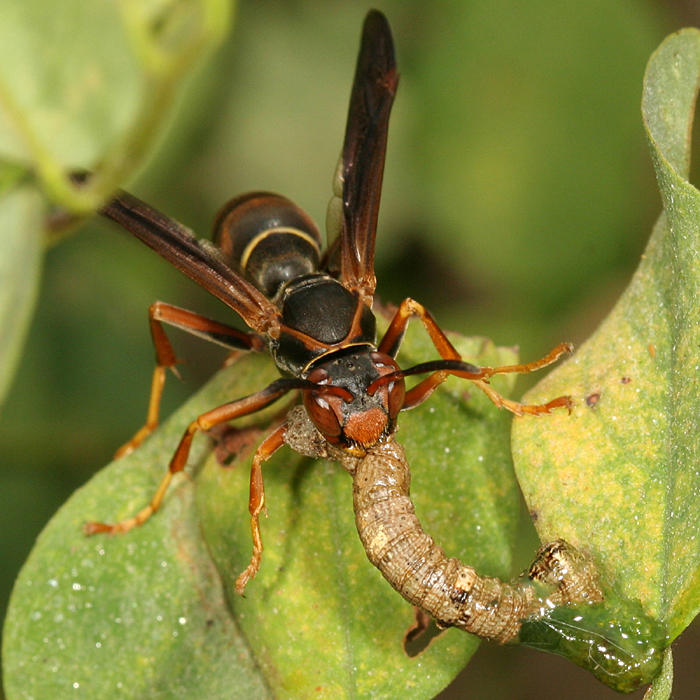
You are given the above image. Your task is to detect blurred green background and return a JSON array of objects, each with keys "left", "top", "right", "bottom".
[{"left": 1, "top": 0, "right": 698, "bottom": 697}]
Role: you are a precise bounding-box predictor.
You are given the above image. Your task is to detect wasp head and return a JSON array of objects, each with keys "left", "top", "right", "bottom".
[{"left": 302, "top": 349, "right": 405, "bottom": 454}]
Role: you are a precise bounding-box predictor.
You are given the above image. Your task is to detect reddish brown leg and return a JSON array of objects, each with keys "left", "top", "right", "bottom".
[
  {"left": 85, "top": 378, "right": 299, "bottom": 535},
  {"left": 471, "top": 379, "right": 572, "bottom": 416},
  {"left": 475, "top": 342, "right": 574, "bottom": 380},
  {"left": 467, "top": 341, "right": 574, "bottom": 415},
  {"left": 234, "top": 423, "right": 287, "bottom": 595},
  {"left": 379, "top": 298, "right": 461, "bottom": 359},
  {"left": 115, "top": 301, "right": 265, "bottom": 458},
  {"left": 114, "top": 364, "right": 168, "bottom": 458},
  {"left": 380, "top": 298, "right": 572, "bottom": 415},
  {"left": 379, "top": 298, "right": 459, "bottom": 408},
  {"left": 404, "top": 344, "right": 573, "bottom": 414}
]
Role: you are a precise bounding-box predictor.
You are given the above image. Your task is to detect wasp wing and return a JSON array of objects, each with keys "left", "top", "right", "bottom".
[
  {"left": 337, "top": 10, "right": 398, "bottom": 304},
  {"left": 101, "top": 191, "right": 280, "bottom": 335}
]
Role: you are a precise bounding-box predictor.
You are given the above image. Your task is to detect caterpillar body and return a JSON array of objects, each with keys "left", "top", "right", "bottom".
[
  {"left": 282, "top": 406, "right": 667, "bottom": 694},
  {"left": 351, "top": 438, "right": 602, "bottom": 643},
  {"left": 283, "top": 406, "right": 602, "bottom": 643}
]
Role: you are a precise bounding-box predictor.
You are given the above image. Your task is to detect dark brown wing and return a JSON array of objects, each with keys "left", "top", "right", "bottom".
[
  {"left": 338, "top": 10, "right": 398, "bottom": 304},
  {"left": 100, "top": 191, "right": 281, "bottom": 336}
]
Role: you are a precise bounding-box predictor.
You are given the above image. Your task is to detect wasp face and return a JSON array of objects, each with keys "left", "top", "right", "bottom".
[{"left": 303, "top": 349, "right": 405, "bottom": 453}]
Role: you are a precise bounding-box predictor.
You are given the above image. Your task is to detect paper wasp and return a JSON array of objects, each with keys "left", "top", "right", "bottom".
[{"left": 84, "top": 10, "right": 572, "bottom": 594}]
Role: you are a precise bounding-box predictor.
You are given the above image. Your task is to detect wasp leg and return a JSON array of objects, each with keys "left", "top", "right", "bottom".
[
  {"left": 378, "top": 298, "right": 459, "bottom": 407},
  {"left": 476, "top": 341, "right": 574, "bottom": 379},
  {"left": 116, "top": 301, "right": 265, "bottom": 458},
  {"left": 412, "top": 344, "right": 573, "bottom": 415},
  {"left": 379, "top": 298, "right": 459, "bottom": 358},
  {"left": 468, "top": 343, "right": 574, "bottom": 416},
  {"left": 379, "top": 297, "right": 572, "bottom": 415},
  {"left": 471, "top": 379, "right": 572, "bottom": 416},
  {"left": 85, "top": 378, "right": 299, "bottom": 535},
  {"left": 234, "top": 423, "right": 287, "bottom": 595}
]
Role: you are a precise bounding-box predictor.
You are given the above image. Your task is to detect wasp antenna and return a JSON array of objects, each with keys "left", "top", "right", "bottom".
[{"left": 367, "top": 359, "right": 484, "bottom": 395}]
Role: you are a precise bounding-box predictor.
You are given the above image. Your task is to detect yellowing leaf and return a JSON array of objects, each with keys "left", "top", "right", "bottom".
[
  {"left": 512, "top": 29, "right": 700, "bottom": 647},
  {"left": 3, "top": 327, "right": 521, "bottom": 698}
]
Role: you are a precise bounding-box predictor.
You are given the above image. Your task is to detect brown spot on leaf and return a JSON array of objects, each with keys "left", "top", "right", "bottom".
[
  {"left": 585, "top": 392, "right": 601, "bottom": 407},
  {"left": 621, "top": 376, "right": 632, "bottom": 384}
]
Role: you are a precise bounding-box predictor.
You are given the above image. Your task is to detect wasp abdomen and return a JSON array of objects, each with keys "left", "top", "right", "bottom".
[{"left": 214, "top": 192, "right": 322, "bottom": 299}]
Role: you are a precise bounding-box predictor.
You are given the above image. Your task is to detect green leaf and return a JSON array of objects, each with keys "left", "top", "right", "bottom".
[
  {"left": 643, "top": 648, "right": 673, "bottom": 700},
  {"left": 3, "top": 324, "right": 521, "bottom": 698},
  {"left": 0, "top": 0, "right": 232, "bottom": 212},
  {"left": 2, "top": 357, "right": 268, "bottom": 699},
  {"left": 0, "top": 179, "right": 42, "bottom": 406},
  {"left": 511, "top": 26, "right": 700, "bottom": 648},
  {"left": 0, "top": 0, "right": 232, "bottom": 412},
  {"left": 0, "top": 1, "right": 139, "bottom": 167}
]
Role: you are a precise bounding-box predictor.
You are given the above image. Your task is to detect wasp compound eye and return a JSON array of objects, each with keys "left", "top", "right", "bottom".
[{"left": 303, "top": 391, "right": 343, "bottom": 440}]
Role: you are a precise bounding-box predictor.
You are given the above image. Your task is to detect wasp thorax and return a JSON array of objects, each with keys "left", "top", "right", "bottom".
[
  {"left": 303, "top": 349, "right": 405, "bottom": 452},
  {"left": 213, "top": 191, "right": 322, "bottom": 298}
]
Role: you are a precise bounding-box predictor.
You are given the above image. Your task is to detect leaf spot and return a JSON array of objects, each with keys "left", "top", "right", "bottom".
[{"left": 585, "top": 392, "right": 601, "bottom": 407}]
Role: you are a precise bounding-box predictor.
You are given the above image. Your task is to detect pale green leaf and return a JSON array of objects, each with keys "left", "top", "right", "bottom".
[
  {"left": 0, "top": 0, "right": 232, "bottom": 212},
  {"left": 0, "top": 181, "right": 42, "bottom": 406},
  {"left": 643, "top": 648, "right": 673, "bottom": 700},
  {"left": 512, "top": 27, "right": 700, "bottom": 653},
  {"left": 3, "top": 325, "right": 521, "bottom": 698}
]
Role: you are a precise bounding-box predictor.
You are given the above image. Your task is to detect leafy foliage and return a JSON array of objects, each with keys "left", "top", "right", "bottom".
[
  {"left": 0, "top": 181, "right": 42, "bottom": 403},
  {"left": 0, "top": 1, "right": 230, "bottom": 407},
  {"left": 2, "top": 4, "right": 697, "bottom": 698},
  {"left": 0, "top": 0, "right": 231, "bottom": 211},
  {"left": 512, "top": 28, "right": 700, "bottom": 698},
  {"left": 3, "top": 329, "right": 521, "bottom": 698}
]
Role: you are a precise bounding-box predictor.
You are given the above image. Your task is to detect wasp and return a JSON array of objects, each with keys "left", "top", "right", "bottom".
[{"left": 85, "top": 10, "right": 572, "bottom": 596}]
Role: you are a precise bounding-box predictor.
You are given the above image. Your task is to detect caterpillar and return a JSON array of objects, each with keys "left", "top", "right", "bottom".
[
  {"left": 284, "top": 406, "right": 601, "bottom": 642},
  {"left": 282, "top": 406, "right": 667, "bottom": 692}
]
